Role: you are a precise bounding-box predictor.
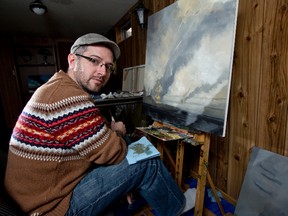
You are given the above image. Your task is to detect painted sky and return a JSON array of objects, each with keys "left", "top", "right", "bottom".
[{"left": 144, "top": 0, "right": 238, "bottom": 136}]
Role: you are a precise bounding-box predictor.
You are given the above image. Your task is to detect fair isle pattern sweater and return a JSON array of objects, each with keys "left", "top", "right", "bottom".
[{"left": 4, "top": 71, "right": 127, "bottom": 216}]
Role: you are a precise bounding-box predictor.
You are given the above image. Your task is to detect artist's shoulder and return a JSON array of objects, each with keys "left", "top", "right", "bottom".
[{"left": 31, "top": 71, "right": 91, "bottom": 104}]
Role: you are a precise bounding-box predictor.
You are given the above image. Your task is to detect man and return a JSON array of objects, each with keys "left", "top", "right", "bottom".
[{"left": 5, "top": 33, "right": 193, "bottom": 215}]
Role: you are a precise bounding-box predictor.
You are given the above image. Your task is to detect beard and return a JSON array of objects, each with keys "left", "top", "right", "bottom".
[
  {"left": 73, "top": 61, "right": 107, "bottom": 94},
  {"left": 79, "top": 80, "right": 103, "bottom": 94}
]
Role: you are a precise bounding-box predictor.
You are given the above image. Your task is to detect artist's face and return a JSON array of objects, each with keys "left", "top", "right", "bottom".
[{"left": 68, "top": 45, "right": 115, "bottom": 93}]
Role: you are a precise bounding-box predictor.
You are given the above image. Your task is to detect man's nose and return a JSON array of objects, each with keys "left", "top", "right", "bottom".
[{"left": 98, "top": 64, "right": 108, "bottom": 76}]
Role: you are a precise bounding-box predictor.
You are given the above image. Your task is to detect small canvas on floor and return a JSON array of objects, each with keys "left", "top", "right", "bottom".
[{"left": 235, "top": 147, "right": 288, "bottom": 216}]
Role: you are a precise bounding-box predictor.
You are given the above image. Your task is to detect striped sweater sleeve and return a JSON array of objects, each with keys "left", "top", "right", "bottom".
[{"left": 10, "top": 94, "right": 127, "bottom": 164}]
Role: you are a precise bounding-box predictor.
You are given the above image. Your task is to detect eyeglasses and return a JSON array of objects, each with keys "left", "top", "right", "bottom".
[{"left": 75, "top": 53, "right": 116, "bottom": 73}]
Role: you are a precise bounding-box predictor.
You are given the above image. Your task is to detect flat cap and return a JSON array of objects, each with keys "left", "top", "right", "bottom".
[{"left": 70, "top": 33, "right": 121, "bottom": 59}]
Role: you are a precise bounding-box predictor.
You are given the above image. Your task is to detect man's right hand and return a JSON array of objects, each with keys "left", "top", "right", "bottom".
[{"left": 111, "top": 121, "right": 126, "bottom": 137}]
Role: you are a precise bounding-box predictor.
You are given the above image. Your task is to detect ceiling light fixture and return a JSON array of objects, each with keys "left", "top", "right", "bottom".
[{"left": 30, "top": 0, "right": 48, "bottom": 15}]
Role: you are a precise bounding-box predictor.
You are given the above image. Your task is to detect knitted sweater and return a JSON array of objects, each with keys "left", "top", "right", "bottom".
[{"left": 4, "top": 71, "right": 127, "bottom": 216}]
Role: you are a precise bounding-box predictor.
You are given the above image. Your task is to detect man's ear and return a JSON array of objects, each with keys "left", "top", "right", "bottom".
[{"left": 68, "top": 53, "right": 76, "bottom": 69}]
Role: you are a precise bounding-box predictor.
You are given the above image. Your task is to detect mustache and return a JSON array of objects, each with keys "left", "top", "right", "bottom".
[{"left": 91, "top": 76, "right": 104, "bottom": 81}]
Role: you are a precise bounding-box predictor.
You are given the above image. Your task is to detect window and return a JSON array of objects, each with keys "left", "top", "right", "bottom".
[{"left": 120, "top": 20, "right": 132, "bottom": 41}]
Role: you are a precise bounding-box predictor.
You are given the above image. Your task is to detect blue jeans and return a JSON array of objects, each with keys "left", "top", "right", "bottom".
[{"left": 66, "top": 158, "right": 185, "bottom": 216}]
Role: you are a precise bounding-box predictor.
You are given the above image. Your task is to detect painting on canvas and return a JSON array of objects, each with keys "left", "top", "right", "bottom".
[{"left": 144, "top": 0, "right": 238, "bottom": 136}]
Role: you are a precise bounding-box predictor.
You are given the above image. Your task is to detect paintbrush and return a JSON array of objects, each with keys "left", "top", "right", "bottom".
[{"left": 109, "top": 110, "right": 115, "bottom": 122}]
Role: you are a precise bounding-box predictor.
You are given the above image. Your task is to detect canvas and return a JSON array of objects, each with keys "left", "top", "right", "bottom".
[
  {"left": 143, "top": 0, "right": 238, "bottom": 136},
  {"left": 234, "top": 147, "right": 288, "bottom": 216},
  {"left": 126, "top": 136, "right": 160, "bottom": 165},
  {"left": 122, "top": 65, "right": 145, "bottom": 93}
]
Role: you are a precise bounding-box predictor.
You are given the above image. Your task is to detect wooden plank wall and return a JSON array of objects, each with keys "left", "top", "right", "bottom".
[
  {"left": 115, "top": 0, "right": 175, "bottom": 85},
  {"left": 115, "top": 0, "right": 288, "bottom": 201},
  {"left": 227, "top": 0, "right": 288, "bottom": 199}
]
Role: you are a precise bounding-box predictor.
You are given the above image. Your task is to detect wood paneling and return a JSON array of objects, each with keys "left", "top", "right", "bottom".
[
  {"left": 227, "top": 0, "right": 288, "bottom": 199},
  {"left": 209, "top": 135, "right": 229, "bottom": 193},
  {"left": 55, "top": 40, "right": 74, "bottom": 71},
  {"left": 115, "top": 0, "right": 288, "bottom": 202},
  {"left": 115, "top": 0, "right": 175, "bottom": 69},
  {"left": 0, "top": 37, "right": 22, "bottom": 128},
  {"left": 257, "top": 0, "right": 288, "bottom": 155},
  {"left": 227, "top": 0, "right": 265, "bottom": 199}
]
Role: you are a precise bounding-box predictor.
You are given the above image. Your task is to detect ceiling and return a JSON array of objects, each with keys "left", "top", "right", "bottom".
[{"left": 0, "top": 0, "right": 138, "bottom": 40}]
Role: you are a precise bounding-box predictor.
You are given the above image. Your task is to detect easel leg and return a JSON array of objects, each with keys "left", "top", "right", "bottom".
[
  {"left": 157, "top": 140, "right": 164, "bottom": 160},
  {"left": 194, "top": 133, "right": 211, "bottom": 216},
  {"left": 207, "top": 171, "right": 225, "bottom": 216},
  {"left": 175, "top": 141, "right": 185, "bottom": 189}
]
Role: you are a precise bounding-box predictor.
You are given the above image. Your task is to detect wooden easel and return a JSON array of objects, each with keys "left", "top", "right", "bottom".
[
  {"left": 194, "top": 131, "right": 210, "bottom": 216},
  {"left": 138, "top": 121, "right": 212, "bottom": 216}
]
